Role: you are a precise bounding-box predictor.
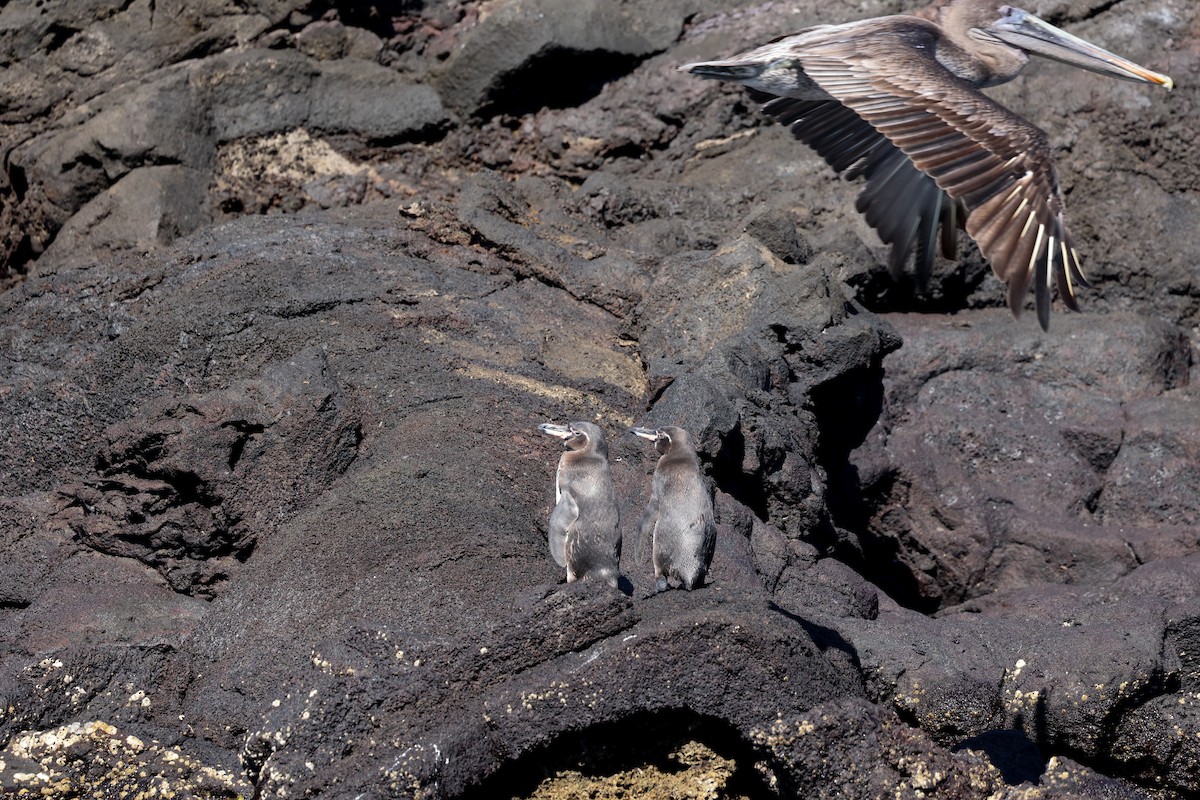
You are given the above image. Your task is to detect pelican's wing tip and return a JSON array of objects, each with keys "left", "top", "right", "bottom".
[{"left": 1035, "top": 290, "right": 1052, "bottom": 332}]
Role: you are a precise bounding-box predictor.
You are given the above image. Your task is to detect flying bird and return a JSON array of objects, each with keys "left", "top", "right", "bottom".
[{"left": 683, "top": 0, "right": 1173, "bottom": 329}]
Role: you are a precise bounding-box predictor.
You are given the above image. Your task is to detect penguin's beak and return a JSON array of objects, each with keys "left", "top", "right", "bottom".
[
  {"left": 630, "top": 427, "right": 660, "bottom": 441},
  {"left": 538, "top": 423, "right": 574, "bottom": 439}
]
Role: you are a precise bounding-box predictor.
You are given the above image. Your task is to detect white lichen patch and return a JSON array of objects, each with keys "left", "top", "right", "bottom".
[
  {"left": 750, "top": 715, "right": 817, "bottom": 750},
  {"left": 455, "top": 364, "right": 634, "bottom": 427},
  {"left": 518, "top": 681, "right": 573, "bottom": 712},
  {"left": 895, "top": 680, "right": 926, "bottom": 711},
  {"left": 1006, "top": 687, "right": 1043, "bottom": 714},
  {"left": 999, "top": 658, "right": 1052, "bottom": 714},
  {"left": 0, "top": 720, "right": 251, "bottom": 798},
  {"left": 309, "top": 650, "right": 357, "bottom": 677},
  {"left": 577, "top": 685, "right": 606, "bottom": 710},
  {"left": 897, "top": 756, "right": 946, "bottom": 791},
  {"left": 379, "top": 741, "right": 445, "bottom": 799},
  {"left": 213, "top": 128, "right": 408, "bottom": 215},
  {"left": 219, "top": 129, "right": 364, "bottom": 183}
]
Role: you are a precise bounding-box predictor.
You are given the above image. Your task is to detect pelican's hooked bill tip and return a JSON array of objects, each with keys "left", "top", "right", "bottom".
[{"left": 1141, "top": 65, "right": 1175, "bottom": 91}]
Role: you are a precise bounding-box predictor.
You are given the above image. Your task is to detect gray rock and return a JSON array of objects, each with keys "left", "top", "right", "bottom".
[
  {"left": 1097, "top": 387, "right": 1200, "bottom": 527},
  {"left": 5, "top": 47, "right": 447, "bottom": 274},
  {"left": 837, "top": 555, "right": 1200, "bottom": 798},
  {"left": 841, "top": 311, "right": 1194, "bottom": 608},
  {"left": 310, "top": 61, "right": 447, "bottom": 140},
  {"left": 44, "top": 165, "right": 211, "bottom": 269},
  {"left": 433, "top": 0, "right": 701, "bottom": 117},
  {"left": 2, "top": 0, "right": 1200, "bottom": 797}
]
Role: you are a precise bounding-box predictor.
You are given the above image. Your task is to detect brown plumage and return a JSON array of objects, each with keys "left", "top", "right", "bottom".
[{"left": 685, "top": 0, "right": 1173, "bottom": 330}]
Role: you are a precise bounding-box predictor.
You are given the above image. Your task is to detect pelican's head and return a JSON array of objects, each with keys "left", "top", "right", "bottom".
[{"left": 966, "top": 2, "right": 1173, "bottom": 89}]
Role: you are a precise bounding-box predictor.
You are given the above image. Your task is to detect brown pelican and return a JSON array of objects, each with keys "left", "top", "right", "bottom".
[{"left": 684, "top": 0, "right": 1173, "bottom": 329}]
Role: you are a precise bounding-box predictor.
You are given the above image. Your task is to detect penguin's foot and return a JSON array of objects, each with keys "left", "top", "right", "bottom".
[{"left": 655, "top": 576, "right": 669, "bottom": 593}]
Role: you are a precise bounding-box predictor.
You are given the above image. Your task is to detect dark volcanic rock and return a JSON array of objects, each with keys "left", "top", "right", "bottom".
[
  {"left": 60, "top": 346, "right": 363, "bottom": 597},
  {"left": 243, "top": 591, "right": 861, "bottom": 796},
  {"left": 0, "top": 201, "right": 883, "bottom": 795},
  {"left": 751, "top": 696, "right": 1153, "bottom": 799},
  {"left": 1097, "top": 387, "right": 1200, "bottom": 527},
  {"left": 839, "top": 555, "right": 1200, "bottom": 798},
  {"left": 630, "top": 232, "right": 900, "bottom": 549},
  {"left": 840, "top": 311, "right": 1196, "bottom": 610},
  {"left": 5, "top": 47, "right": 447, "bottom": 274},
  {"left": 432, "top": 0, "right": 702, "bottom": 118},
  {"left": 2, "top": 0, "right": 1199, "bottom": 798}
]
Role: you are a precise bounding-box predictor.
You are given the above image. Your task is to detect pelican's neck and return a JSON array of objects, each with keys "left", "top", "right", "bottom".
[{"left": 935, "top": 1, "right": 1029, "bottom": 87}]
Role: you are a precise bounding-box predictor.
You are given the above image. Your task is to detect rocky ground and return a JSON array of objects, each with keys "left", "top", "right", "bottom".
[{"left": 1, "top": 0, "right": 1198, "bottom": 797}]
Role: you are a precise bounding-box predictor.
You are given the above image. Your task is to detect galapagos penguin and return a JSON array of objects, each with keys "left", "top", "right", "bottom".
[
  {"left": 631, "top": 426, "right": 715, "bottom": 591},
  {"left": 537, "top": 421, "right": 622, "bottom": 588}
]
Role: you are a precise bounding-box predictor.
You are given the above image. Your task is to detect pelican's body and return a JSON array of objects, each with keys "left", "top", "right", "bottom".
[
  {"left": 684, "top": 0, "right": 1173, "bottom": 329},
  {"left": 538, "top": 422, "right": 622, "bottom": 588}
]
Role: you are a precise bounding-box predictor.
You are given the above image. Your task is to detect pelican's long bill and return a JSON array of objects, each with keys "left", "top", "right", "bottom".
[{"left": 983, "top": 6, "right": 1174, "bottom": 89}]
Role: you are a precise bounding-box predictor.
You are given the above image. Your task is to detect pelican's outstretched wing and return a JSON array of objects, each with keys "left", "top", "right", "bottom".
[{"left": 795, "top": 17, "right": 1087, "bottom": 329}]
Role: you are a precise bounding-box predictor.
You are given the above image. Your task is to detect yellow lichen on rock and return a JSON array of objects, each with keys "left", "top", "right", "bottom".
[{"left": 520, "top": 739, "right": 749, "bottom": 800}]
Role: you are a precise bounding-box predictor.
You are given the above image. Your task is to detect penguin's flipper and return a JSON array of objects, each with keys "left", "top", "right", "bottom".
[
  {"left": 700, "top": 515, "right": 717, "bottom": 572},
  {"left": 547, "top": 491, "right": 578, "bottom": 568},
  {"left": 636, "top": 497, "right": 659, "bottom": 568}
]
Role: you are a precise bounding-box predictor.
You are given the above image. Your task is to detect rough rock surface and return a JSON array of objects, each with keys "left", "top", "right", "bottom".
[{"left": 1, "top": 0, "right": 1198, "bottom": 798}]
